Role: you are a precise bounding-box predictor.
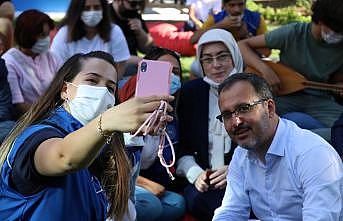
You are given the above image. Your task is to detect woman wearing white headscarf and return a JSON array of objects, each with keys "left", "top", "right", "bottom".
[{"left": 176, "top": 29, "right": 243, "bottom": 221}]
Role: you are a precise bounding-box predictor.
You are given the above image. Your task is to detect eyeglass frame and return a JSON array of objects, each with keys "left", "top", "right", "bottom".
[
  {"left": 200, "top": 51, "right": 232, "bottom": 66},
  {"left": 216, "top": 98, "right": 269, "bottom": 123}
]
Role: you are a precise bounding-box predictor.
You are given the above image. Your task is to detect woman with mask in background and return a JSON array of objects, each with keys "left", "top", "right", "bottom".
[
  {"left": 0, "top": 51, "right": 174, "bottom": 221},
  {"left": 176, "top": 29, "right": 244, "bottom": 221},
  {"left": 51, "top": 0, "right": 130, "bottom": 78},
  {"left": 119, "top": 46, "right": 185, "bottom": 221},
  {"left": 1, "top": 10, "right": 60, "bottom": 117}
]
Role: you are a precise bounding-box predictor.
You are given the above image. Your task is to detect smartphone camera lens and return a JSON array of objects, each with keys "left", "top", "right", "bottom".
[{"left": 141, "top": 62, "right": 147, "bottom": 72}]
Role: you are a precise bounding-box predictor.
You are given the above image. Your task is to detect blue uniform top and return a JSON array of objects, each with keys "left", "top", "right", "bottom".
[{"left": 0, "top": 107, "right": 108, "bottom": 221}]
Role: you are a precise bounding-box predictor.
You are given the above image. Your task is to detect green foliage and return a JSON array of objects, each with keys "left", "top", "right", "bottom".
[{"left": 246, "top": 0, "right": 311, "bottom": 25}]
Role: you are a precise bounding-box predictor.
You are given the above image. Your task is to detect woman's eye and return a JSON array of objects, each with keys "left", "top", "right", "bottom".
[
  {"left": 107, "top": 87, "right": 115, "bottom": 94},
  {"left": 86, "top": 79, "right": 97, "bottom": 84}
]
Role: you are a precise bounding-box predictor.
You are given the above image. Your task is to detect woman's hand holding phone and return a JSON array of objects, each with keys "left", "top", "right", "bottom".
[{"left": 101, "top": 95, "right": 174, "bottom": 133}]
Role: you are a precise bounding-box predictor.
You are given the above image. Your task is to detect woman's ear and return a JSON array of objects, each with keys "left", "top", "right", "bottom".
[{"left": 60, "top": 82, "right": 68, "bottom": 101}]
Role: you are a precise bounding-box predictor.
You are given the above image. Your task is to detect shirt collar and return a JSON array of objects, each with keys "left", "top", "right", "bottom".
[{"left": 266, "top": 117, "right": 285, "bottom": 157}]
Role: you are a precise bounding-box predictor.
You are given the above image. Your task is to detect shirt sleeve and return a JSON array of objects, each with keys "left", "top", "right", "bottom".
[
  {"left": 297, "top": 145, "right": 343, "bottom": 221},
  {"left": 11, "top": 127, "right": 65, "bottom": 196},
  {"left": 264, "top": 23, "right": 296, "bottom": 50},
  {"left": 176, "top": 155, "right": 204, "bottom": 184},
  {"left": 50, "top": 26, "right": 70, "bottom": 64},
  {"left": 212, "top": 149, "right": 251, "bottom": 221},
  {"left": 110, "top": 25, "right": 130, "bottom": 62}
]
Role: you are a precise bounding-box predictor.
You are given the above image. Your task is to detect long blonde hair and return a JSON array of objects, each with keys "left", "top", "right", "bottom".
[{"left": 0, "top": 51, "right": 131, "bottom": 220}]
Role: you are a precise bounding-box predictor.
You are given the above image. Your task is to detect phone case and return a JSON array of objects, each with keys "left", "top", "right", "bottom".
[{"left": 135, "top": 59, "right": 172, "bottom": 97}]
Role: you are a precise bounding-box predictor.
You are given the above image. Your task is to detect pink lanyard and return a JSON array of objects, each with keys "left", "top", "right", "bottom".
[{"left": 132, "top": 101, "right": 175, "bottom": 180}]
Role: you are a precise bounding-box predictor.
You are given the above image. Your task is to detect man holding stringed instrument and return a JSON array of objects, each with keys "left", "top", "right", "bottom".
[{"left": 238, "top": 0, "right": 343, "bottom": 142}]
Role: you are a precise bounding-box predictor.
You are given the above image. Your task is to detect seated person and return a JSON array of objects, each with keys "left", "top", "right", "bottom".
[
  {"left": 176, "top": 29, "right": 243, "bottom": 221},
  {"left": 184, "top": 0, "right": 222, "bottom": 31},
  {"left": 2, "top": 10, "right": 60, "bottom": 117},
  {"left": 51, "top": 0, "right": 130, "bottom": 78},
  {"left": 0, "top": 51, "right": 174, "bottom": 221},
  {"left": 109, "top": 0, "right": 154, "bottom": 56},
  {"left": 190, "top": 0, "right": 267, "bottom": 44},
  {"left": 119, "top": 46, "right": 185, "bottom": 221},
  {"left": 238, "top": 0, "right": 343, "bottom": 141},
  {"left": 0, "top": 58, "right": 15, "bottom": 143},
  {"left": 213, "top": 73, "right": 342, "bottom": 220},
  {"left": 189, "top": 0, "right": 267, "bottom": 78}
]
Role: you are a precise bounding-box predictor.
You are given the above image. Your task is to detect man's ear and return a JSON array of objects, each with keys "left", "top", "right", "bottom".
[
  {"left": 267, "top": 99, "right": 276, "bottom": 118},
  {"left": 60, "top": 82, "right": 68, "bottom": 101}
]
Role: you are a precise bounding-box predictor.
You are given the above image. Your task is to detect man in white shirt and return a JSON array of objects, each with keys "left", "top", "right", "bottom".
[{"left": 213, "top": 73, "right": 343, "bottom": 220}]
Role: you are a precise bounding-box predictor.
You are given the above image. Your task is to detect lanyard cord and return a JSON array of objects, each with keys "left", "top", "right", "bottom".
[{"left": 132, "top": 100, "right": 175, "bottom": 180}]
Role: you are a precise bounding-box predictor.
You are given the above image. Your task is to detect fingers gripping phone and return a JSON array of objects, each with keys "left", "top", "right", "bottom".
[{"left": 135, "top": 59, "right": 172, "bottom": 97}]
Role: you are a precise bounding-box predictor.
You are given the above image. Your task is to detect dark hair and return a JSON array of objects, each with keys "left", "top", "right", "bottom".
[
  {"left": 222, "top": 0, "right": 246, "bottom": 4},
  {"left": 0, "top": 51, "right": 130, "bottom": 220},
  {"left": 218, "top": 73, "right": 274, "bottom": 100},
  {"left": 61, "top": 0, "right": 112, "bottom": 42},
  {"left": 312, "top": 0, "right": 343, "bottom": 33},
  {"left": 14, "top": 9, "right": 54, "bottom": 49},
  {"left": 144, "top": 46, "right": 182, "bottom": 79}
]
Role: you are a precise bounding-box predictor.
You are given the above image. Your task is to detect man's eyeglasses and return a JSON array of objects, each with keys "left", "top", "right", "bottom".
[
  {"left": 216, "top": 98, "right": 269, "bottom": 122},
  {"left": 200, "top": 52, "right": 232, "bottom": 65}
]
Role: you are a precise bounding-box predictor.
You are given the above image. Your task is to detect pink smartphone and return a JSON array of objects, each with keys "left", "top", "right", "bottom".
[{"left": 135, "top": 59, "right": 172, "bottom": 97}]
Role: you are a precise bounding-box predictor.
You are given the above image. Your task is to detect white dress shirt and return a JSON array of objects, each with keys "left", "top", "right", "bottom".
[{"left": 213, "top": 118, "right": 343, "bottom": 221}]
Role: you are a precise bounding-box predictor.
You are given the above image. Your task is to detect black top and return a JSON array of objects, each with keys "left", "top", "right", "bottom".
[
  {"left": 0, "top": 58, "right": 14, "bottom": 121},
  {"left": 10, "top": 128, "right": 64, "bottom": 195},
  {"left": 109, "top": 4, "right": 149, "bottom": 55}
]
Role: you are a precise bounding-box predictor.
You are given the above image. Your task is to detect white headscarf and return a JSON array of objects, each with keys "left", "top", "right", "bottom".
[{"left": 196, "top": 28, "right": 244, "bottom": 76}]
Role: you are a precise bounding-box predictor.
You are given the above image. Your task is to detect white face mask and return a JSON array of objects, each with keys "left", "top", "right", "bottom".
[
  {"left": 66, "top": 83, "right": 115, "bottom": 125},
  {"left": 321, "top": 29, "right": 343, "bottom": 44},
  {"left": 31, "top": 36, "right": 50, "bottom": 54},
  {"left": 81, "top": 10, "right": 103, "bottom": 27},
  {"left": 203, "top": 68, "right": 237, "bottom": 89}
]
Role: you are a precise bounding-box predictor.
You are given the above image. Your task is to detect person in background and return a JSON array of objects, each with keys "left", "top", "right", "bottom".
[
  {"left": 189, "top": 0, "right": 267, "bottom": 79},
  {"left": 184, "top": 0, "right": 221, "bottom": 32},
  {"left": 0, "top": 0, "right": 14, "bottom": 21},
  {"left": 109, "top": 0, "right": 153, "bottom": 56},
  {"left": 0, "top": 58, "right": 15, "bottom": 143},
  {"left": 238, "top": 0, "right": 343, "bottom": 141},
  {"left": 119, "top": 46, "right": 185, "bottom": 221},
  {"left": 176, "top": 29, "right": 243, "bottom": 221},
  {"left": 213, "top": 73, "right": 342, "bottom": 220},
  {"left": 190, "top": 0, "right": 267, "bottom": 44},
  {"left": 2, "top": 10, "right": 60, "bottom": 117},
  {"left": 0, "top": 51, "right": 174, "bottom": 221},
  {"left": 51, "top": 0, "right": 130, "bottom": 78}
]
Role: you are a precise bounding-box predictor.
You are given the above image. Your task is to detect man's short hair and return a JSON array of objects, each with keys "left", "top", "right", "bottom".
[
  {"left": 312, "top": 0, "right": 343, "bottom": 33},
  {"left": 218, "top": 73, "right": 274, "bottom": 100}
]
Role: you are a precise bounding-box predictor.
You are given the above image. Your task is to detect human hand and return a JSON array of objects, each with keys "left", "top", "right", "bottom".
[
  {"left": 237, "top": 22, "right": 251, "bottom": 40},
  {"left": 260, "top": 66, "right": 281, "bottom": 94},
  {"left": 128, "top": 18, "right": 143, "bottom": 32},
  {"left": 208, "top": 166, "right": 228, "bottom": 190},
  {"left": 102, "top": 95, "right": 174, "bottom": 133},
  {"left": 220, "top": 15, "right": 243, "bottom": 29},
  {"left": 143, "top": 180, "right": 166, "bottom": 197},
  {"left": 194, "top": 170, "right": 209, "bottom": 192}
]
